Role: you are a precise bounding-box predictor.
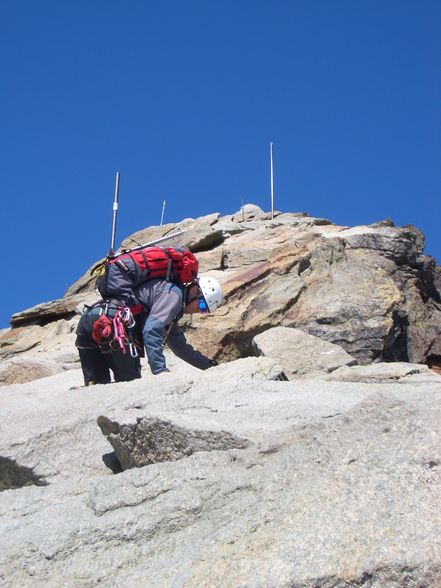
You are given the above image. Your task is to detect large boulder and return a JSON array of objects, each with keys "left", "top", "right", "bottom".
[
  {"left": 230, "top": 203, "right": 265, "bottom": 222},
  {"left": 167, "top": 218, "right": 441, "bottom": 367},
  {"left": 286, "top": 225, "right": 441, "bottom": 365},
  {"left": 252, "top": 326, "right": 357, "bottom": 377},
  {"left": 282, "top": 243, "right": 405, "bottom": 364},
  {"left": 0, "top": 357, "right": 65, "bottom": 385},
  {"left": 182, "top": 218, "right": 440, "bottom": 368}
]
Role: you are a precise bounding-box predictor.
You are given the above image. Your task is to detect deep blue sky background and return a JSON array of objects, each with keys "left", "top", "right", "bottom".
[{"left": 1, "top": 1, "right": 440, "bottom": 328}]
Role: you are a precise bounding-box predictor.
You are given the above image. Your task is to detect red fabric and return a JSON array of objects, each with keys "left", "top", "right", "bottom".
[
  {"left": 92, "top": 315, "right": 113, "bottom": 344},
  {"left": 108, "top": 246, "right": 198, "bottom": 284}
]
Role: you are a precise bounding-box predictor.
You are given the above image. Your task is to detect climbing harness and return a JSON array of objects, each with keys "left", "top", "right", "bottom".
[{"left": 88, "top": 302, "right": 140, "bottom": 358}]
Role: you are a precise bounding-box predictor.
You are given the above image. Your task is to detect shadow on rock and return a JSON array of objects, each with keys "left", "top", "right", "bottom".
[
  {"left": 0, "top": 456, "right": 49, "bottom": 491},
  {"left": 102, "top": 452, "right": 123, "bottom": 474}
]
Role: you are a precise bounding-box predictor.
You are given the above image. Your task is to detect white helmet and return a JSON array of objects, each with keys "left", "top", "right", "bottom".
[{"left": 198, "top": 276, "right": 223, "bottom": 313}]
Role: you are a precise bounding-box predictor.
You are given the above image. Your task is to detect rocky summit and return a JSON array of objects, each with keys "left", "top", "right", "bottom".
[{"left": 1, "top": 206, "right": 441, "bottom": 587}]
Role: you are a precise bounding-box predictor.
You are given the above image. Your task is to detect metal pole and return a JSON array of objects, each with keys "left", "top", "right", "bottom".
[
  {"left": 270, "top": 142, "right": 275, "bottom": 220},
  {"left": 120, "top": 229, "right": 187, "bottom": 254},
  {"left": 109, "top": 171, "right": 120, "bottom": 255},
  {"left": 160, "top": 200, "right": 166, "bottom": 226}
]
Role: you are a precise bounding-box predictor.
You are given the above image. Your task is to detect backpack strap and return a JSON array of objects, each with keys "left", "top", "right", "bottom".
[
  {"left": 115, "top": 258, "right": 137, "bottom": 282},
  {"left": 138, "top": 248, "right": 150, "bottom": 271},
  {"left": 163, "top": 249, "right": 173, "bottom": 282}
]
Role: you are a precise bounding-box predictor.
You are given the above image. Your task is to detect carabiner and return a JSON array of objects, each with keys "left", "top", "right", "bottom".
[{"left": 129, "top": 342, "right": 138, "bottom": 358}]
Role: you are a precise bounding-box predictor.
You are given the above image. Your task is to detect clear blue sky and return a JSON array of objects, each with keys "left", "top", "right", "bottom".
[{"left": 1, "top": 1, "right": 440, "bottom": 328}]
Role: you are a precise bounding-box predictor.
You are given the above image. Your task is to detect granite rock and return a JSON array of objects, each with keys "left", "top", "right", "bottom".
[
  {"left": 324, "top": 361, "right": 440, "bottom": 384},
  {"left": 0, "top": 357, "right": 65, "bottom": 385},
  {"left": 252, "top": 326, "right": 357, "bottom": 377},
  {"left": 5, "top": 206, "right": 441, "bottom": 382},
  {"left": 0, "top": 358, "right": 440, "bottom": 587}
]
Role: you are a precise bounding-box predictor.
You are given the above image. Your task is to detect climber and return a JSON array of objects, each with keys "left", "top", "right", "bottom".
[{"left": 75, "top": 276, "right": 223, "bottom": 385}]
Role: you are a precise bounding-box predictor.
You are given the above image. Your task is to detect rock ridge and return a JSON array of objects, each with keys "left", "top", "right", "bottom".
[{"left": 2, "top": 205, "right": 440, "bottom": 372}]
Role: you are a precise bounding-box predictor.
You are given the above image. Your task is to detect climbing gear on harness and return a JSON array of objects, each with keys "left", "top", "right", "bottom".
[
  {"left": 112, "top": 310, "right": 127, "bottom": 353},
  {"left": 119, "top": 306, "right": 136, "bottom": 328},
  {"left": 87, "top": 302, "right": 140, "bottom": 357},
  {"left": 112, "top": 307, "right": 137, "bottom": 355}
]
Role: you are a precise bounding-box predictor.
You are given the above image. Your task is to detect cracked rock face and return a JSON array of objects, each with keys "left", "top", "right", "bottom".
[
  {"left": 97, "top": 416, "right": 249, "bottom": 470},
  {"left": 1, "top": 358, "right": 441, "bottom": 586}
]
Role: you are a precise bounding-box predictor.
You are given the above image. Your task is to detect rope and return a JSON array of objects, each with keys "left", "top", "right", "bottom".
[{"left": 92, "top": 315, "right": 113, "bottom": 345}]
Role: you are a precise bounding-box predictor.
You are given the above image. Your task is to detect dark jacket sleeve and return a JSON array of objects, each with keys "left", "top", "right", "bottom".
[{"left": 166, "top": 322, "right": 214, "bottom": 370}]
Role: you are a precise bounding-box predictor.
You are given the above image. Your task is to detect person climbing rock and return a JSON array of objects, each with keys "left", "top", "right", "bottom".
[{"left": 75, "top": 276, "right": 223, "bottom": 385}]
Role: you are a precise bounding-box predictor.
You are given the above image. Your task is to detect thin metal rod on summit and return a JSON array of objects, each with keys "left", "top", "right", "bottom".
[
  {"left": 110, "top": 171, "right": 120, "bottom": 255},
  {"left": 270, "top": 142, "right": 275, "bottom": 220},
  {"left": 119, "top": 229, "right": 187, "bottom": 255},
  {"left": 160, "top": 199, "right": 166, "bottom": 226}
]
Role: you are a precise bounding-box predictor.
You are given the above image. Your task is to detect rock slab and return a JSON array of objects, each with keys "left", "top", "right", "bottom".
[
  {"left": 0, "top": 358, "right": 441, "bottom": 586},
  {"left": 253, "top": 326, "right": 357, "bottom": 377}
]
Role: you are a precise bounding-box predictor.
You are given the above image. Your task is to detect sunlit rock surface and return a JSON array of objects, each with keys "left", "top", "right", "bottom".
[
  {"left": 3, "top": 206, "right": 441, "bottom": 368},
  {"left": 1, "top": 357, "right": 440, "bottom": 586},
  {"left": 1, "top": 206, "right": 441, "bottom": 586}
]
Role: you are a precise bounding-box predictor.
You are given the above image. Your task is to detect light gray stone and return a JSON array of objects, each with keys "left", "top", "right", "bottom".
[
  {"left": 10, "top": 293, "right": 89, "bottom": 328},
  {"left": 324, "top": 361, "right": 440, "bottom": 384},
  {"left": 231, "top": 203, "right": 265, "bottom": 222},
  {"left": 253, "top": 326, "right": 357, "bottom": 377},
  {"left": 0, "top": 365, "right": 440, "bottom": 586},
  {"left": 96, "top": 358, "right": 286, "bottom": 469},
  {"left": 194, "top": 355, "right": 287, "bottom": 383},
  {"left": 0, "top": 357, "right": 65, "bottom": 385},
  {"left": 322, "top": 224, "right": 424, "bottom": 262}
]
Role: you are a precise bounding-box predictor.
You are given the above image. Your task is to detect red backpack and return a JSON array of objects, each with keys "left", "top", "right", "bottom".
[{"left": 93, "top": 246, "right": 198, "bottom": 305}]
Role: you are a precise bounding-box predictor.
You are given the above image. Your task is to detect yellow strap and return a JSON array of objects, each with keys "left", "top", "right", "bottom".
[{"left": 91, "top": 260, "right": 109, "bottom": 277}]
